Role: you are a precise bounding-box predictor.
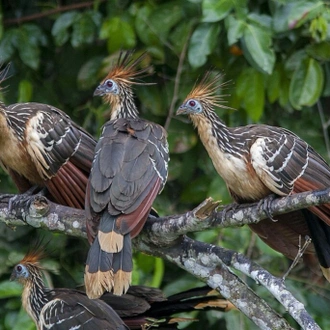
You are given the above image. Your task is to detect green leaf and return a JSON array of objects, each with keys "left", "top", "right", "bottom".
[
  {"left": 135, "top": 3, "right": 182, "bottom": 47},
  {"left": 306, "top": 42, "right": 330, "bottom": 61},
  {"left": 11, "top": 307, "right": 35, "bottom": 330},
  {"left": 0, "top": 280, "right": 22, "bottom": 298},
  {"left": 289, "top": 57, "right": 324, "bottom": 109},
  {"left": 101, "top": 17, "right": 136, "bottom": 53},
  {"left": 267, "top": 65, "right": 281, "bottom": 104},
  {"left": 285, "top": 49, "right": 308, "bottom": 72},
  {"left": 188, "top": 23, "right": 221, "bottom": 68},
  {"left": 77, "top": 56, "right": 103, "bottom": 90},
  {"left": 202, "top": 0, "right": 233, "bottom": 22},
  {"left": 16, "top": 32, "right": 40, "bottom": 69},
  {"left": 273, "top": 1, "right": 324, "bottom": 33},
  {"left": 0, "top": 30, "right": 16, "bottom": 62},
  {"left": 18, "top": 80, "right": 33, "bottom": 103},
  {"left": 236, "top": 67, "right": 265, "bottom": 121},
  {"left": 22, "top": 24, "right": 47, "bottom": 46},
  {"left": 52, "top": 11, "right": 79, "bottom": 47},
  {"left": 247, "top": 13, "right": 272, "bottom": 29},
  {"left": 225, "top": 14, "right": 244, "bottom": 45},
  {"left": 71, "top": 12, "right": 96, "bottom": 48},
  {"left": 242, "top": 23, "right": 275, "bottom": 74}
]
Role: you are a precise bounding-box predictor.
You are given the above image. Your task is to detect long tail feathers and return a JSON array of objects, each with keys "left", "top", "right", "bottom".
[{"left": 85, "top": 214, "right": 132, "bottom": 298}]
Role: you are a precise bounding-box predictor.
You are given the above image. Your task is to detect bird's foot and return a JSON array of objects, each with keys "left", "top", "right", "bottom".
[
  {"left": 7, "top": 186, "right": 45, "bottom": 213},
  {"left": 257, "top": 194, "right": 277, "bottom": 222},
  {"left": 221, "top": 202, "right": 240, "bottom": 221}
]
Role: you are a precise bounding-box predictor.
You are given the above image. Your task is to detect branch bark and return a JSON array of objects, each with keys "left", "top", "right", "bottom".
[{"left": 1, "top": 189, "right": 328, "bottom": 330}]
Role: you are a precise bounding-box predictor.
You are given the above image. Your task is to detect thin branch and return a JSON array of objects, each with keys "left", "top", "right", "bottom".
[
  {"left": 164, "top": 33, "right": 191, "bottom": 131},
  {"left": 4, "top": 1, "right": 106, "bottom": 26}
]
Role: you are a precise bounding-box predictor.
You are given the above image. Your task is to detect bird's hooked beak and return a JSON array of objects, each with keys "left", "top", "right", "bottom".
[
  {"left": 10, "top": 270, "right": 17, "bottom": 281},
  {"left": 93, "top": 84, "right": 106, "bottom": 97},
  {"left": 176, "top": 104, "right": 189, "bottom": 116}
]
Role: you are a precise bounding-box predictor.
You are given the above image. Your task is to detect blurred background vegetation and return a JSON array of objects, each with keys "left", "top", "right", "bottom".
[{"left": 0, "top": 0, "right": 329, "bottom": 329}]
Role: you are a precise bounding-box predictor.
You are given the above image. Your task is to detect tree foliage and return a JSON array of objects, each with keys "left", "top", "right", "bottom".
[{"left": 0, "top": 0, "right": 329, "bottom": 329}]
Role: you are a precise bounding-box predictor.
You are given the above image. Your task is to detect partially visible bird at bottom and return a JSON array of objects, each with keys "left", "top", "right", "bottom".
[{"left": 10, "top": 244, "right": 234, "bottom": 329}]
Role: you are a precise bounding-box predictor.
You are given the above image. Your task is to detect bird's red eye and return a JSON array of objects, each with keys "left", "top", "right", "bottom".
[
  {"left": 16, "top": 265, "right": 22, "bottom": 272},
  {"left": 106, "top": 80, "right": 113, "bottom": 88},
  {"left": 189, "top": 100, "right": 196, "bottom": 107}
]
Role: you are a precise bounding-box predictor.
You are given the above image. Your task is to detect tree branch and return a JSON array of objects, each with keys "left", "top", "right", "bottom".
[{"left": 0, "top": 189, "right": 328, "bottom": 329}]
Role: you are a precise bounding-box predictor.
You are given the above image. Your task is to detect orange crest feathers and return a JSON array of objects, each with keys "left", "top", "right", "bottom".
[
  {"left": 21, "top": 240, "right": 49, "bottom": 265},
  {"left": 103, "top": 50, "right": 152, "bottom": 85},
  {"left": 186, "top": 71, "right": 232, "bottom": 110}
]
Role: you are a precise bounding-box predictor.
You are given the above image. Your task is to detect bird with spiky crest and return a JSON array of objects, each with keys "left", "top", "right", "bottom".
[
  {"left": 85, "top": 51, "right": 169, "bottom": 298},
  {"left": 177, "top": 71, "right": 330, "bottom": 282},
  {"left": 10, "top": 242, "right": 233, "bottom": 329},
  {"left": 10, "top": 242, "right": 129, "bottom": 330},
  {"left": 0, "top": 64, "right": 96, "bottom": 209}
]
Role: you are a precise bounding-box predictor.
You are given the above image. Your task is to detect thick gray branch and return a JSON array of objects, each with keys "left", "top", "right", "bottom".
[{"left": 0, "top": 190, "right": 326, "bottom": 330}]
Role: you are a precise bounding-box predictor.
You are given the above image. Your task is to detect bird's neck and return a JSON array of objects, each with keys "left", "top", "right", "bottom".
[
  {"left": 191, "top": 110, "right": 241, "bottom": 154},
  {"left": 22, "top": 274, "right": 49, "bottom": 325},
  {"left": 109, "top": 90, "right": 139, "bottom": 120}
]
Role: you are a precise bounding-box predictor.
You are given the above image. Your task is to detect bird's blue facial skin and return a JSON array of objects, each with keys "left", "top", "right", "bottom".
[
  {"left": 103, "top": 79, "right": 120, "bottom": 95},
  {"left": 11, "top": 264, "right": 29, "bottom": 282},
  {"left": 186, "top": 99, "right": 203, "bottom": 113}
]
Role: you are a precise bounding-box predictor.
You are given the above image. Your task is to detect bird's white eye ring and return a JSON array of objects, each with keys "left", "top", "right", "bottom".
[{"left": 189, "top": 100, "right": 196, "bottom": 107}]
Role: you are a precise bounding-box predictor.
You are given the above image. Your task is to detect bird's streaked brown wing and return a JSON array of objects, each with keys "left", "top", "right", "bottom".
[
  {"left": 39, "top": 293, "right": 128, "bottom": 330},
  {"left": 7, "top": 102, "right": 96, "bottom": 208},
  {"left": 249, "top": 125, "right": 330, "bottom": 226}
]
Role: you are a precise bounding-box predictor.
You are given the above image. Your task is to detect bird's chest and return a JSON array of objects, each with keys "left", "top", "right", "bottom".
[
  {"left": 201, "top": 134, "right": 269, "bottom": 201},
  {"left": 0, "top": 129, "right": 42, "bottom": 184}
]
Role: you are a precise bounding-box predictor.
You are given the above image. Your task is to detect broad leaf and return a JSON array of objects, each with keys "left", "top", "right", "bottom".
[
  {"left": 236, "top": 67, "right": 265, "bottom": 121},
  {"left": 202, "top": 0, "right": 233, "bottom": 22},
  {"left": 289, "top": 57, "right": 324, "bottom": 109},
  {"left": 273, "top": 1, "right": 324, "bottom": 33},
  {"left": 306, "top": 41, "right": 330, "bottom": 61},
  {"left": 100, "top": 17, "right": 136, "bottom": 53},
  {"left": 52, "top": 11, "right": 78, "bottom": 46},
  {"left": 0, "top": 280, "right": 22, "bottom": 298},
  {"left": 225, "top": 14, "right": 244, "bottom": 45},
  {"left": 242, "top": 23, "right": 275, "bottom": 74},
  {"left": 71, "top": 12, "right": 96, "bottom": 48},
  {"left": 188, "top": 23, "right": 220, "bottom": 68}
]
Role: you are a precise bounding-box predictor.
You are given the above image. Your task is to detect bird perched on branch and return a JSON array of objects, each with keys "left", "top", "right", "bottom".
[
  {"left": 11, "top": 244, "right": 233, "bottom": 329},
  {"left": 85, "top": 51, "right": 169, "bottom": 298},
  {"left": 10, "top": 244, "right": 128, "bottom": 330},
  {"left": 176, "top": 72, "right": 330, "bottom": 282},
  {"left": 0, "top": 65, "right": 96, "bottom": 209}
]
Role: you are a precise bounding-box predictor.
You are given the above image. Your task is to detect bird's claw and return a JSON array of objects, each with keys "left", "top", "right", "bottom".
[
  {"left": 258, "top": 194, "right": 277, "bottom": 221},
  {"left": 7, "top": 186, "right": 45, "bottom": 213},
  {"left": 221, "top": 202, "right": 240, "bottom": 221}
]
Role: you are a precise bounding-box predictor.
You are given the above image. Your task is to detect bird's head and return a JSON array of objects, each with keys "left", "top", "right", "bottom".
[
  {"left": 10, "top": 241, "right": 46, "bottom": 284},
  {"left": 10, "top": 263, "right": 31, "bottom": 283},
  {"left": 94, "top": 51, "right": 153, "bottom": 119},
  {"left": 176, "top": 72, "right": 231, "bottom": 118}
]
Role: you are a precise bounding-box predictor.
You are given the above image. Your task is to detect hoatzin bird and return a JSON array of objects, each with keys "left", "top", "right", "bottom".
[
  {"left": 0, "top": 65, "right": 96, "bottom": 209},
  {"left": 176, "top": 72, "right": 330, "bottom": 282},
  {"left": 11, "top": 245, "right": 233, "bottom": 329},
  {"left": 10, "top": 245, "right": 128, "bottom": 330},
  {"left": 85, "top": 51, "right": 169, "bottom": 298}
]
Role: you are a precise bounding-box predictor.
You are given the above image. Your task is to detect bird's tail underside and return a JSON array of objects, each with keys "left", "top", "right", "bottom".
[
  {"left": 303, "top": 209, "right": 330, "bottom": 282},
  {"left": 85, "top": 213, "right": 132, "bottom": 299}
]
